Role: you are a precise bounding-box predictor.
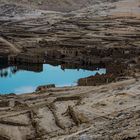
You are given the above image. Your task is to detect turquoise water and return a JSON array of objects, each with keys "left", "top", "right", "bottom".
[{"left": 0, "top": 64, "right": 106, "bottom": 94}]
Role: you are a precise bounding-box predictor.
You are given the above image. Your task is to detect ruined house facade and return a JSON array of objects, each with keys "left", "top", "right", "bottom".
[
  {"left": 8, "top": 52, "right": 44, "bottom": 64},
  {"left": 36, "top": 84, "right": 55, "bottom": 92},
  {"left": 44, "top": 43, "right": 138, "bottom": 65},
  {"left": 45, "top": 46, "right": 81, "bottom": 60}
]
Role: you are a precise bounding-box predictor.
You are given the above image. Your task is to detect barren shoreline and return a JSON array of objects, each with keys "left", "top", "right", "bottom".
[
  {"left": 0, "top": 78, "right": 139, "bottom": 139},
  {"left": 0, "top": 0, "right": 140, "bottom": 139}
]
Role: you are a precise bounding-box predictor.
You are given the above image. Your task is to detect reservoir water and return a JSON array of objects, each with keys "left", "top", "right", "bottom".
[{"left": 0, "top": 64, "right": 106, "bottom": 94}]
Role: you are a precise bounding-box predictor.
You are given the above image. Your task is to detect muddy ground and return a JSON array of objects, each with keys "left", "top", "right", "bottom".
[{"left": 0, "top": 0, "right": 140, "bottom": 139}]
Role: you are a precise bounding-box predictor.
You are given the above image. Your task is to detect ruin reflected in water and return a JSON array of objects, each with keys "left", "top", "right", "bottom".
[{"left": 0, "top": 63, "right": 106, "bottom": 94}]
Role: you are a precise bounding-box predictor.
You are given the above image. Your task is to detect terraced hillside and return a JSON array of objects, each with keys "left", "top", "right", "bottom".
[
  {"left": 0, "top": 1, "right": 139, "bottom": 48},
  {"left": 0, "top": 0, "right": 140, "bottom": 139},
  {"left": 0, "top": 78, "right": 140, "bottom": 140},
  {"left": 0, "top": 0, "right": 139, "bottom": 64}
]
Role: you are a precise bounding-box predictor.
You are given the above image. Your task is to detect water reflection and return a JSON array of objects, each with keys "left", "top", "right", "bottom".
[
  {"left": 0, "top": 63, "right": 106, "bottom": 94},
  {"left": 0, "top": 66, "right": 18, "bottom": 77}
]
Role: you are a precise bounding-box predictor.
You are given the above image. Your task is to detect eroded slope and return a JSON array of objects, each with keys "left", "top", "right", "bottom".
[{"left": 0, "top": 78, "right": 139, "bottom": 139}]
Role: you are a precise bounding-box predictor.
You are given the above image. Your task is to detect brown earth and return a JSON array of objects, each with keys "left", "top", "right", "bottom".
[
  {"left": 0, "top": 78, "right": 139, "bottom": 139},
  {"left": 0, "top": 0, "right": 139, "bottom": 57},
  {"left": 0, "top": 0, "right": 140, "bottom": 139}
]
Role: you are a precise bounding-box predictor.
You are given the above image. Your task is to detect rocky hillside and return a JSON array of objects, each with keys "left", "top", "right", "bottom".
[
  {"left": 0, "top": 0, "right": 139, "bottom": 57},
  {"left": 0, "top": 0, "right": 140, "bottom": 140}
]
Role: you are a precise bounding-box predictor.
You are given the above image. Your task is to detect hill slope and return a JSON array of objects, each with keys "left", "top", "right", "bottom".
[{"left": 0, "top": 0, "right": 102, "bottom": 12}]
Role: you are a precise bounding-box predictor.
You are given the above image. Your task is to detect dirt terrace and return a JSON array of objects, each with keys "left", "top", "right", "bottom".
[
  {"left": 0, "top": 0, "right": 139, "bottom": 139},
  {"left": 0, "top": 0, "right": 139, "bottom": 57},
  {"left": 0, "top": 78, "right": 139, "bottom": 139}
]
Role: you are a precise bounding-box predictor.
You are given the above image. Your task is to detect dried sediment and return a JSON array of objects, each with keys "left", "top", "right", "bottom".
[
  {"left": 0, "top": 0, "right": 139, "bottom": 139},
  {"left": 0, "top": 78, "right": 139, "bottom": 139}
]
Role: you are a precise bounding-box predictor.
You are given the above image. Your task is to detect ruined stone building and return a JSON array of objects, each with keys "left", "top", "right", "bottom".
[
  {"left": 8, "top": 52, "right": 44, "bottom": 64},
  {"left": 78, "top": 73, "right": 116, "bottom": 86}
]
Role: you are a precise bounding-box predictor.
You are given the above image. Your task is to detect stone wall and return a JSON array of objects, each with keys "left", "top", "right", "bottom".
[{"left": 8, "top": 53, "right": 44, "bottom": 64}]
